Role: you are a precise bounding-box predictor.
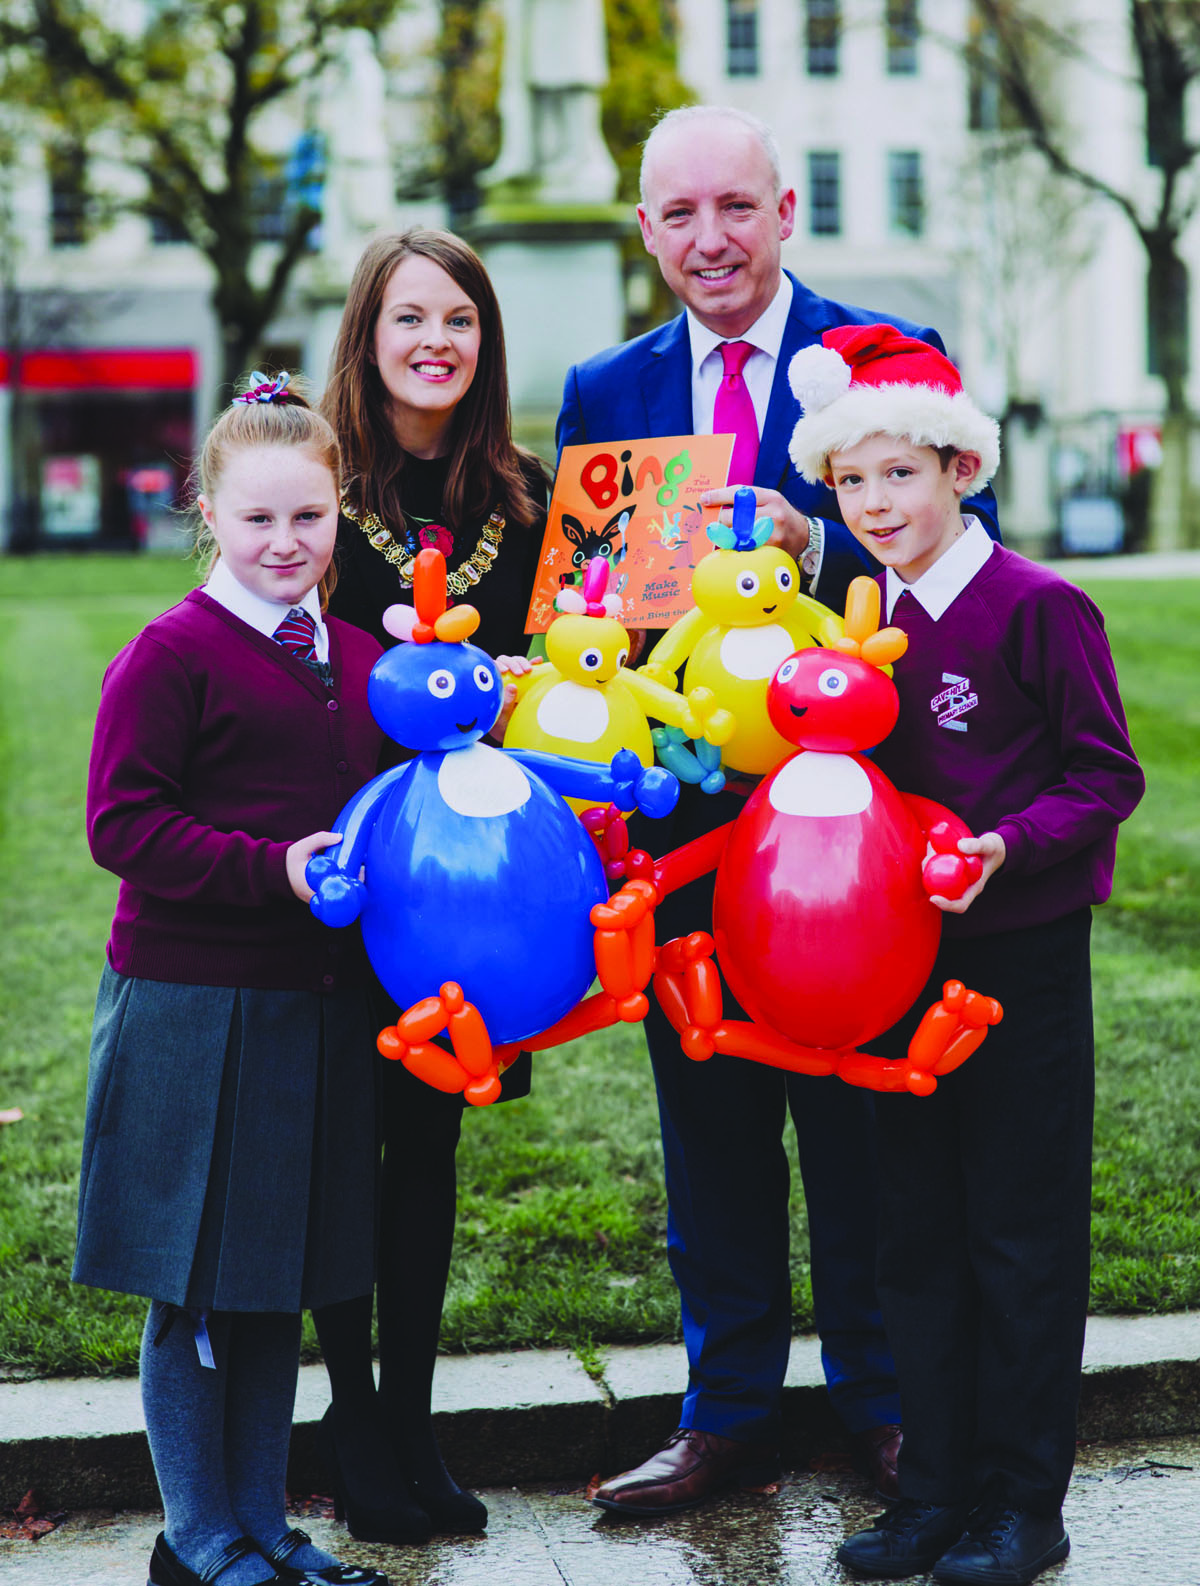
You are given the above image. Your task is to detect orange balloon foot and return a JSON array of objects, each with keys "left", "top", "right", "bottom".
[
  {"left": 376, "top": 982, "right": 504, "bottom": 1106},
  {"left": 591, "top": 878, "right": 659, "bottom": 1004},
  {"left": 831, "top": 982, "right": 1003, "bottom": 1096},
  {"left": 652, "top": 932, "right": 724, "bottom": 1058},
  {"left": 906, "top": 980, "right": 1003, "bottom": 1085}
]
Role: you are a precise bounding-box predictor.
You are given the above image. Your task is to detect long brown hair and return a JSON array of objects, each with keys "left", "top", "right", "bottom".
[{"left": 322, "top": 229, "right": 542, "bottom": 537}]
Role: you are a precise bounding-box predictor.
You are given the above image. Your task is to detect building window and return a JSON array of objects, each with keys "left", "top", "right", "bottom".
[
  {"left": 808, "top": 151, "right": 841, "bottom": 235},
  {"left": 47, "top": 145, "right": 88, "bottom": 248},
  {"left": 886, "top": 0, "right": 919, "bottom": 74},
  {"left": 726, "top": 0, "right": 759, "bottom": 76},
  {"left": 888, "top": 150, "right": 924, "bottom": 235},
  {"left": 805, "top": 0, "right": 840, "bottom": 76},
  {"left": 249, "top": 155, "right": 288, "bottom": 242},
  {"left": 149, "top": 209, "right": 190, "bottom": 245}
]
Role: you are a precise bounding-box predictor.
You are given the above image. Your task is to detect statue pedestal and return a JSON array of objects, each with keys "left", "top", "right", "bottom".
[{"left": 467, "top": 204, "right": 633, "bottom": 439}]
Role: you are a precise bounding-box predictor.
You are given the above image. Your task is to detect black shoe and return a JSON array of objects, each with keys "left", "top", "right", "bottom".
[
  {"left": 393, "top": 1423, "right": 488, "bottom": 1534},
  {"left": 148, "top": 1532, "right": 311, "bottom": 1586},
  {"left": 932, "top": 1505, "right": 1069, "bottom": 1584},
  {"left": 837, "top": 1500, "right": 970, "bottom": 1579},
  {"left": 408, "top": 1479, "right": 488, "bottom": 1536},
  {"left": 264, "top": 1528, "right": 389, "bottom": 1586},
  {"left": 317, "top": 1407, "right": 431, "bottom": 1546}
]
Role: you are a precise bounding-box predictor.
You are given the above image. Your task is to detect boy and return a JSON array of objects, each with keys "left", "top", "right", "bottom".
[{"left": 787, "top": 326, "right": 1145, "bottom": 1584}]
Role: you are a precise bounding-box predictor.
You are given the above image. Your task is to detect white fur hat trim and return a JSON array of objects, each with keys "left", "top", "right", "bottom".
[
  {"left": 788, "top": 344, "right": 852, "bottom": 414},
  {"left": 788, "top": 382, "right": 1002, "bottom": 489}
]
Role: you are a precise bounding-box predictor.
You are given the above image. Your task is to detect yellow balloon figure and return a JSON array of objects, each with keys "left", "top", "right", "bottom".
[
  {"left": 502, "top": 558, "right": 734, "bottom": 812},
  {"left": 639, "top": 488, "right": 844, "bottom": 777}
]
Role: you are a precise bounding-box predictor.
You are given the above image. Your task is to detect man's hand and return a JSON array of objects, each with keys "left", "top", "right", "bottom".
[{"left": 701, "top": 487, "right": 810, "bottom": 562}]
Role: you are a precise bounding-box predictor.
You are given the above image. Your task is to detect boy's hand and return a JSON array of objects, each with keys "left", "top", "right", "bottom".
[
  {"left": 930, "top": 832, "right": 1006, "bottom": 914},
  {"left": 701, "top": 487, "right": 810, "bottom": 562},
  {"left": 287, "top": 830, "right": 342, "bottom": 903}
]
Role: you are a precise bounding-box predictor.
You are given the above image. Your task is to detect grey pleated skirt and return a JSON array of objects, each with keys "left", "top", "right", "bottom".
[{"left": 73, "top": 966, "right": 379, "bottom": 1312}]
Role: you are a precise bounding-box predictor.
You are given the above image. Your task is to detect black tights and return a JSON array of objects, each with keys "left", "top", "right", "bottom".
[{"left": 312, "top": 1058, "right": 463, "bottom": 1500}]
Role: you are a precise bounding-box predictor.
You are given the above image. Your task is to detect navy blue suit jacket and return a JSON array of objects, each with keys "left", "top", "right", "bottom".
[{"left": 557, "top": 271, "right": 1000, "bottom": 614}]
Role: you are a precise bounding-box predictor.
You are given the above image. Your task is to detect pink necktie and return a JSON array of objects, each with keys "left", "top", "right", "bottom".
[{"left": 713, "top": 340, "right": 760, "bottom": 486}]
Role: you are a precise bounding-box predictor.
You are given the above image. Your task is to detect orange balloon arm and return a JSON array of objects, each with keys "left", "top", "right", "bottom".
[
  {"left": 653, "top": 825, "right": 735, "bottom": 898},
  {"left": 523, "top": 988, "right": 626, "bottom": 1050},
  {"left": 707, "top": 1021, "right": 840, "bottom": 1077}
]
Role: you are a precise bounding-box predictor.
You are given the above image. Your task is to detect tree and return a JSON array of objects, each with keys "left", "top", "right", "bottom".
[
  {"left": 0, "top": 0, "right": 403, "bottom": 397},
  {"left": 961, "top": 0, "right": 1200, "bottom": 548}
]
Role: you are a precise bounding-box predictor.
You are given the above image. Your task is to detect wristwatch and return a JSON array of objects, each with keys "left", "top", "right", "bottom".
[{"left": 800, "top": 515, "right": 824, "bottom": 582}]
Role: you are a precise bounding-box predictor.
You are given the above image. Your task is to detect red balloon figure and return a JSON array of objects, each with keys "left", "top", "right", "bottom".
[{"left": 640, "top": 577, "right": 1003, "bottom": 1095}]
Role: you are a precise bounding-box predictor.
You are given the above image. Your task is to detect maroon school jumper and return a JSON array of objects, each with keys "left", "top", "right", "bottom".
[
  {"left": 871, "top": 543, "right": 1144, "bottom": 937},
  {"left": 87, "top": 588, "right": 383, "bottom": 991}
]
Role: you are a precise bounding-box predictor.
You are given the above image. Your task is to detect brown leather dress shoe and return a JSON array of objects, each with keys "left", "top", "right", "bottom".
[
  {"left": 853, "top": 1423, "right": 903, "bottom": 1500},
  {"left": 590, "top": 1428, "right": 781, "bottom": 1517}
]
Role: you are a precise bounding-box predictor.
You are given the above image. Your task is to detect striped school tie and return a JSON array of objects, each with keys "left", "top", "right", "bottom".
[{"left": 272, "top": 606, "right": 317, "bottom": 662}]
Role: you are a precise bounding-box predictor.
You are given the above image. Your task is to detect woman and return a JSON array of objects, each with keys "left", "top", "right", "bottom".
[{"left": 312, "top": 229, "right": 547, "bottom": 1545}]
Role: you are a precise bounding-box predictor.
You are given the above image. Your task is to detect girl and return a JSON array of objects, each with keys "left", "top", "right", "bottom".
[
  {"left": 75, "top": 377, "right": 390, "bottom": 1586},
  {"left": 310, "top": 229, "right": 547, "bottom": 1541}
]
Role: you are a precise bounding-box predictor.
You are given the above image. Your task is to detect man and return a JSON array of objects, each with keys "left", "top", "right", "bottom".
[{"left": 557, "top": 105, "right": 1001, "bottom": 1518}]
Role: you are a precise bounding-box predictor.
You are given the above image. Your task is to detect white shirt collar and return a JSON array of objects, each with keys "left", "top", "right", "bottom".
[
  {"left": 884, "top": 518, "right": 994, "bottom": 622},
  {"left": 687, "top": 271, "right": 792, "bottom": 380},
  {"left": 204, "top": 557, "right": 329, "bottom": 660}
]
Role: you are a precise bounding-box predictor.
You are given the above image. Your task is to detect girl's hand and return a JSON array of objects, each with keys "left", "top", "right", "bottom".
[
  {"left": 930, "top": 832, "right": 1006, "bottom": 914},
  {"left": 497, "top": 653, "right": 536, "bottom": 676},
  {"left": 287, "top": 830, "right": 342, "bottom": 903}
]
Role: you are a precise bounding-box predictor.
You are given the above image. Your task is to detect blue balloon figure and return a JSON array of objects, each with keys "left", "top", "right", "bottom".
[{"left": 307, "top": 549, "right": 678, "bottom": 1105}]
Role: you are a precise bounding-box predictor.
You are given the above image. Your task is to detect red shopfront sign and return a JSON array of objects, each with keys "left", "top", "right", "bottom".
[{"left": 0, "top": 348, "right": 197, "bottom": 390}]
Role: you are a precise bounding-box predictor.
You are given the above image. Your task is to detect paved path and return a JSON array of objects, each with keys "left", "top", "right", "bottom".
[{"left": 1, "top": 1433, "right": 1198, "bottom": 1585}]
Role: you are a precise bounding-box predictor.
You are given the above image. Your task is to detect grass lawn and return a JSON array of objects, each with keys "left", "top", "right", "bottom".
[{"left": 0, "top": 553, "right": 1196, "bottom": 1378}]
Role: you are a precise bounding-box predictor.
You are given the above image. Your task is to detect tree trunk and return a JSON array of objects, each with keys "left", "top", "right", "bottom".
[
  {"left": 1145, "top": 241, "right": 1197, "bottom": 549},
  {"left": 1148, "top": 409, "right": 1194, "bottom": 550}
]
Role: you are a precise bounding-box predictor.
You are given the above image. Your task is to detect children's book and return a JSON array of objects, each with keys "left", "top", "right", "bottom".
[{"left": 524, "top": 434, "right": 735, "bottom": 633}]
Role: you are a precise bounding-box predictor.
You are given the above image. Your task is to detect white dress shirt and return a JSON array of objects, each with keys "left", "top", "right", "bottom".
[
  {"left": 204, "top": 557, "right": 330, "bottom": 663},
  {"left": 884, "top": 518, "right": 994, "bottom": 622},
  {"left": 687, "top": 272, "right": 793, "bottom": 439}
]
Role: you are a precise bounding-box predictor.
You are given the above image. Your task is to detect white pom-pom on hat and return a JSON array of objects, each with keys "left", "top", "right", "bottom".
[{"left": 788, "top": 344, "right": 852, "bottom": 414}]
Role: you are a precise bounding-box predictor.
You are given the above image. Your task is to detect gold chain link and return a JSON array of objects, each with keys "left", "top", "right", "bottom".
[{"left": 341, "top": 496, "right": 505, "bottom": 598}]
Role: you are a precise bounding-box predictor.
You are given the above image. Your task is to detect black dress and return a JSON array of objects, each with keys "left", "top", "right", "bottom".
[{"left": 332, "top": 453, "right": 548, "bottom": 660}]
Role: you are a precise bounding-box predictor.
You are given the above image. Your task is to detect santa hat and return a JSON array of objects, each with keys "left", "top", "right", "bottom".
[{"left": 787, "top": 323, "right": 1001, "bottom": 488}]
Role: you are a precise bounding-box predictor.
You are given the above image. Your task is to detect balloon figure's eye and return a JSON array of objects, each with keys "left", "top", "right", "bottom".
[
  {"left": 616, "top": 648, "right": 629, "bottom": 669},
  {"left": 818, "top": 668, "right": 849, "bottom": 697},
  {"left": 775, "top": 566, "right": 794, "bottom": 593},
  {"left": 427, "top": 669, "right": 456, "bottom": 698},
  {"left": 473, "top": 664, "right": 494, "bottom": 691},
  {"left": 776, "top": 657, "right": 800, "bottom": 685},
  {"left": 737, "top": 570, "right": 761, "bottom": 598},
  {"left": 580, "top": 649, "right": 603, "bottom": 672}
]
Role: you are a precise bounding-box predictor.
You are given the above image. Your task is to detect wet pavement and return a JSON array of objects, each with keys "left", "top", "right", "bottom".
[{"left": 2, "top": 1434, "right": 1197, "bottom": 1586}]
